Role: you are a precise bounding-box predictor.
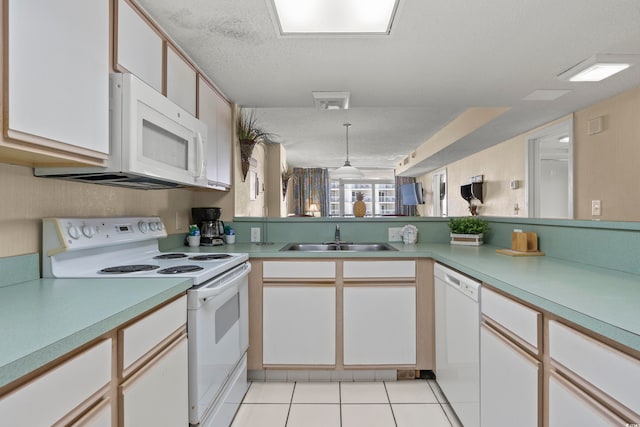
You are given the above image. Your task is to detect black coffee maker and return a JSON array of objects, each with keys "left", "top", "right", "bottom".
[{"left": 191, "top": 207, "right": 225, "bottom": 246}]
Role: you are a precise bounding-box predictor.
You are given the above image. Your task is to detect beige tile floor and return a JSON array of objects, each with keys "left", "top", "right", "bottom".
[{"left": 231, "top": 380, "right": 464, "bottom": 427}]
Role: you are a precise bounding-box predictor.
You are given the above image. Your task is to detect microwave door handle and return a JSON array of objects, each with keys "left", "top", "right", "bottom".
[
  {"left": 195, "top": 133, "right": 206, "bottom": 179},
  {"left": 200, "top": 263, "right": 251, "bottom": 302}
]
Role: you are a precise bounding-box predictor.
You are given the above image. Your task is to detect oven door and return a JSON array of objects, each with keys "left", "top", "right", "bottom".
[{"left": 187, "top": 262, "right": 250, "bottom": 425}]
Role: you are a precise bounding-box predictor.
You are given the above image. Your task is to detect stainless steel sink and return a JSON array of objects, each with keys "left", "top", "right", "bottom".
[{"left": 280, "top": 243, "right": 397, "bottom": 252}]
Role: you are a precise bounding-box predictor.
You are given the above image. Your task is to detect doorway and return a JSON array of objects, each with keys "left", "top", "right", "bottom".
[
  {"left": 526, "top": 119, "right": 574, "bottom": 218},
  {"left": 432, "top": 168, "right": 447, "bottom": 217}
]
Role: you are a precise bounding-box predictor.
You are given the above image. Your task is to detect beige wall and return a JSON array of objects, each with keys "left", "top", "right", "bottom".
[
  {"left": 418, "top": 85, "right": 640, "bottom": 221},
  {"left": 417, "top": 136, "right": 527, "bottom": 217},
  {"left": 574, "top": 86, "right": 640, "bottom": 221},
  {"left": 233, "top": 143, "right": 267, "bottom": 217},
  {"left": 0, "top": 162, "right": 194, "bottom": 257}
]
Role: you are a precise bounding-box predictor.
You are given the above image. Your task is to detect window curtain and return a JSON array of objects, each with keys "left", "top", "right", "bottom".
[
  {"left": 292, "top": 168, "right": 330, "bottom": 216},
  {"left": 395, "top": 176, "right": 417, "bottom": 216}
]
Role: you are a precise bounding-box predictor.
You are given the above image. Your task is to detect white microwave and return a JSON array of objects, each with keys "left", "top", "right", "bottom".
[{"left": 35, "top": 73, "right": 208, "bottom": 189}]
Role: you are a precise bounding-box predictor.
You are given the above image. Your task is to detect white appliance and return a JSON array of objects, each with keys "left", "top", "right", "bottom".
[
  {"left": 42, "top": 217, "right": 250, "bottom": 427},
  {"left": 434, "top": 263, "right": 481, "bottom": 427},
  {"left": 35, "top": 73, "right": 208, "bottom": 189}
]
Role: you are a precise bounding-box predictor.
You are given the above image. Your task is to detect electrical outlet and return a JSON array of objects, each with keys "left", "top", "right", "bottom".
[
  {"left": 388, "top": 227, "right": 403, "bottom": 242},
  {"left": 250, "top": 227, "right": 261, "bottom": 243},
  {"left": 591, "top": 200, "right": 602, "bottom": 216},
  {"left": 175, "top": 210, "right": 188, "bottom": 231}
]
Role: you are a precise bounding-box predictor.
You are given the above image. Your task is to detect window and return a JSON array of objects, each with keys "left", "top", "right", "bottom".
[{"left": 329, "top": 180, "right": 396, "bottom": 217}]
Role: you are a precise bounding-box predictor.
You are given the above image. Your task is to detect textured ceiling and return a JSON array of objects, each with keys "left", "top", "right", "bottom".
[{"left": 136, "top": 0, "right": 640, "bottom": 175}]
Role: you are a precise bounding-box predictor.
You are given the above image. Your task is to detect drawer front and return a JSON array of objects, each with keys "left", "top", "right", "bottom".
[
  {"left": 263, "top": 261, "right": 336, "bottom": 279},
  {"left": 0, "top": 339, "right": 111, "bottom": 426},
  {"left": 548, "top": 320, "right": 640, "bottom": 414},
  {"left": 122, "top": 296, "right": 187, "bottom": 370},
  {"left": 481, "top": 287, "right": 539, "bottom": 350},
  {"left": 548, "top": 373, "right": 625, "bottom": 427},
  {"left": 343, "top": 260, "right": 416, "bottom": 279}
]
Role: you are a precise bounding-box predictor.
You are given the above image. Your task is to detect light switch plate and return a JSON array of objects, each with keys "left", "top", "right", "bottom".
[
  {"left": 591, "top": 200, "right": 602, "bottom": 216},
  {"left": 388, "top": 227, "right": 403, "bottom": 242},
  {"left": 250, "top": 227, "right": 261, "bottom": 243}
]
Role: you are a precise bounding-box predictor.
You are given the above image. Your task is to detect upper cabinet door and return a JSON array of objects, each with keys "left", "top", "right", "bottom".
[
  {"left": 215, "top": 93, "right": 233, "bottom": 188},
  {"left": 116, "top": 0, "right": 163, "bottom": 92},
  {"left": 166, "top": 48, "right": 196, "bottom": 115},
  {"left": 6, "top": 0, "right": 110, "bottom": 156},
  {"left": 198, "top": 77, "right": 232, "bottom": 189}
]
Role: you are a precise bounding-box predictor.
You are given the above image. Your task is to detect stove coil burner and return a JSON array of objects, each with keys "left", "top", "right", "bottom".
[
  {"left": 153, "top": 253, "right": 188, "bottom": 260},
  {"left": 157, "top": 265, "right": 204, "bottom": 274},
  {"left": 99, "top": 265, "right": 160, "bottom": 274},
  {"left": 188, "top": 254, "right": 233, "bottom": 261}
]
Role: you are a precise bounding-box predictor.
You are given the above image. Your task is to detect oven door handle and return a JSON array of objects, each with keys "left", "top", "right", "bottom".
[{"left": 199, "top": 262, "right": 251, "bottom": 302}]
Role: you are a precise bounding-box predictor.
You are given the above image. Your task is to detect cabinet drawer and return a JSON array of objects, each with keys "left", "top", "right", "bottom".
[
  {"left": 548, "top": 320, "right": 640, "bottom": 414},
  {"left": 343, "top": 260, "right": 415, "bottom": 279},
  {"left": 481, "top": 287, "right": 540, "bottom": 350},
  {"left": 548, "top": 373, "right": 625, "bottom": 426},
  {"left": 0, "top": 339, "right": 111, "bottom": 427},
  {"left": 263, "top": 261, "right": 336, "bottom": 279},
  {"left": 122, "top": 296, "right": 186, "bottom": 371}
]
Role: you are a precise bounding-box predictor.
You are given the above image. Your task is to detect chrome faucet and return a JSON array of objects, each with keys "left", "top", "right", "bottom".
[{"left": 334, "top": 225, "right": 341, "bottom": 242}]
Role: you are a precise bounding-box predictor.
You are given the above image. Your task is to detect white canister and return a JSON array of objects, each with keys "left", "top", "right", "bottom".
[{"left": 187, "top": 235, "right": 201, "bottom": 247}]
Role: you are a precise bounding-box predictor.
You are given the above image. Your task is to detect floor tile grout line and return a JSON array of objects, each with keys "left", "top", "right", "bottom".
[
  {"left": 383, "top": 381, "right": 399, "bottom": 427},
  {"left": 283, "top": 382, "right": 296, "bottom": 427}
]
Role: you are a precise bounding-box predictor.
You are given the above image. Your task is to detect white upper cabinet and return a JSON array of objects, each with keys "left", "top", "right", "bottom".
[
  {"left": 116, "top": 0, "right": 163, "bottom": 92},
  {"left": 166, "top": 47, "right": 197, "bottom": 115},
  {"left": 215, "top": 92, "right": 233, "bottom": 188},
  {"left": 6, "top": 0, "right": 110, "bottom": 158},
  {"left": 197, "top": 77, "right": 233, "bottom": 190}
]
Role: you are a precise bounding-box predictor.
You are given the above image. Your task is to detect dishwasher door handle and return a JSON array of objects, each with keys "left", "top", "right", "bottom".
[{"left": 444, "top": 273, "right": 461, "bottom": 288}]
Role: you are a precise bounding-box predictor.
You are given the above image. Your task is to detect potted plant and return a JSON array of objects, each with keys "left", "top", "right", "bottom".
[
  {"left": 448, "top": 217, "right": 489, "bottom": 246},
  {"left": 237, "top": 107, "right": 277, "bottom": 182}
]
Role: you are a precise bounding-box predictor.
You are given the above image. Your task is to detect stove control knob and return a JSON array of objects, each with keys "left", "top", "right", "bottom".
[
  {"left": 156, "top": 221, "right": 165, "bottom": 231},
  {"left": 67, "top": 225, "right": 80, "bottom": 240},
  {"left": 82, "top": 225, "right": 95, "bottom": 238},
  {"left": 149, "top": 222, "right": 157, "bottom": 231},
  {"left": 138, "top": 221, "right": 149, "bottom": 233}
]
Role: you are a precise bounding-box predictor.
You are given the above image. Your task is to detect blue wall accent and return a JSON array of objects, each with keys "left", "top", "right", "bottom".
[
  {"left": 0, "top": 254, "right": 40, "bottom": 287},
  {"left": 230, "top": 216, "right": 640, "bottom": 275}
]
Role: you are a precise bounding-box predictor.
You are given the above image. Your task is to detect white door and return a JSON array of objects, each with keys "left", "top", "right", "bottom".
[
  {"left": 263, "top": 286, "right": 336, "bottom": 365},
  {"left": 121, "top": 337, "right": 189, "bottom": 426},
  {"left": 343, "top": 286, "right": 416, "bottom": 365},
  {"left": 481, "top": 325, "right": 539, "bottom": 427},
  {"left": 527, "top": 119, "right": 573, "bottom": 218}
]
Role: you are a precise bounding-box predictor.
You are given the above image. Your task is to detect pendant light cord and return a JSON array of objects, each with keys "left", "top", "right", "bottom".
[{"left": 344, "top": 123, "right": 352, "bottom": 166}]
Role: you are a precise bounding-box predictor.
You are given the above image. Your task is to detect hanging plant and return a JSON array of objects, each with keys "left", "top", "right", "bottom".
[
  {"left": 237, "top": 108, "right": 277, "bottom": 182},
  {"left": 281, "top": 169, "right": 292, "bottom": 200}
]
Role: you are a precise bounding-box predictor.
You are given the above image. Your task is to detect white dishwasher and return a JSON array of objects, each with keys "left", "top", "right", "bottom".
[{"left": 434, "top": 263, "right": 480, "bottom": 427}]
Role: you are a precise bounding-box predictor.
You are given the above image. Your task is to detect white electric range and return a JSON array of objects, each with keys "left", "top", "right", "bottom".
[{"left": 42, "top": 217, "right": 251, "bottom": 427}]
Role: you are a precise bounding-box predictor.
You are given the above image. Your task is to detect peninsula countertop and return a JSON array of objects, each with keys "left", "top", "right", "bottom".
[
  {"left": 0, "top": 277, "right": 191, "bottom": 389},
  {"left": 178, "top": 241, "right": 640, "bottom": 352}
]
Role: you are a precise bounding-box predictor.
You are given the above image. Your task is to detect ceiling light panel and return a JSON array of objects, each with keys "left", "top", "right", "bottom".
[
  {"left": 558, "top": 54, "right": 636, "bottom": 82},
  {"left": 271, "top": 0, "right": 399, "bottom": 34}
]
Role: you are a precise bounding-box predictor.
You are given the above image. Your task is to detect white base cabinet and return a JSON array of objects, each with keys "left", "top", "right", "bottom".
[
  {"left": 548, "top": 374, "right": 625, "bottom": 427},
  {"left": 263, "top": 286, "right": 336, "bottom": 365},
  {"left": 0, "top": 339, "right": 111, "bottom": 427},
  {"left": 480, "top": 325, "right": 539, "bottom": 427},
  {"left": 343, "top": 286, "right": 416, "bottom": 365},
  {"left": 121, "top": 336, "right": 189, "bottom": 426}
]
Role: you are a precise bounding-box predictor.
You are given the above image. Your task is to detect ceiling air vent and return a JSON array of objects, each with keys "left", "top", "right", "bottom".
[{"left": 312, "top": 91, "right": 350, "bottom": 110}]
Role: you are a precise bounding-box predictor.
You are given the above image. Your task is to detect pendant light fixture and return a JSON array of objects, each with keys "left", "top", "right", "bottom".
[{"left": 332, "top": 123, "right": 364, "bottom": 179}]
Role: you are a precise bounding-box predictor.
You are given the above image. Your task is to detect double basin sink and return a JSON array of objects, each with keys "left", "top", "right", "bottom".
[{"left": 280, "top": 242, "right": 397, "bottom": 252}]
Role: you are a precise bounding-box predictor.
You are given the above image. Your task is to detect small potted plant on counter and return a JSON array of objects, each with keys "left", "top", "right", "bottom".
[{"left": 448, "top": 217, "right": 489, "bottom": 246}]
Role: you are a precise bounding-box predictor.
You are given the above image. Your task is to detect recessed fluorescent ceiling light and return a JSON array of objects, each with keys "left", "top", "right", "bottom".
[
  {"left": 558, "top": 54, "right": 634, "bottom": 82},
  {"left": 523, "top": 90, "right": 571, "bottom": 101},
  {"left": 271, "top": 0, "right": 399, "bottom": 34}
]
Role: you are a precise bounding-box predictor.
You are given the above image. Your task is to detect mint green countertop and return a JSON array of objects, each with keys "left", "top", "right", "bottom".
[
  {"left": 0, "top": 277, "right": 191, "bottom": 389},
  {"left": 180, "top": 242, "right": 640, "bottom": 352}
]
